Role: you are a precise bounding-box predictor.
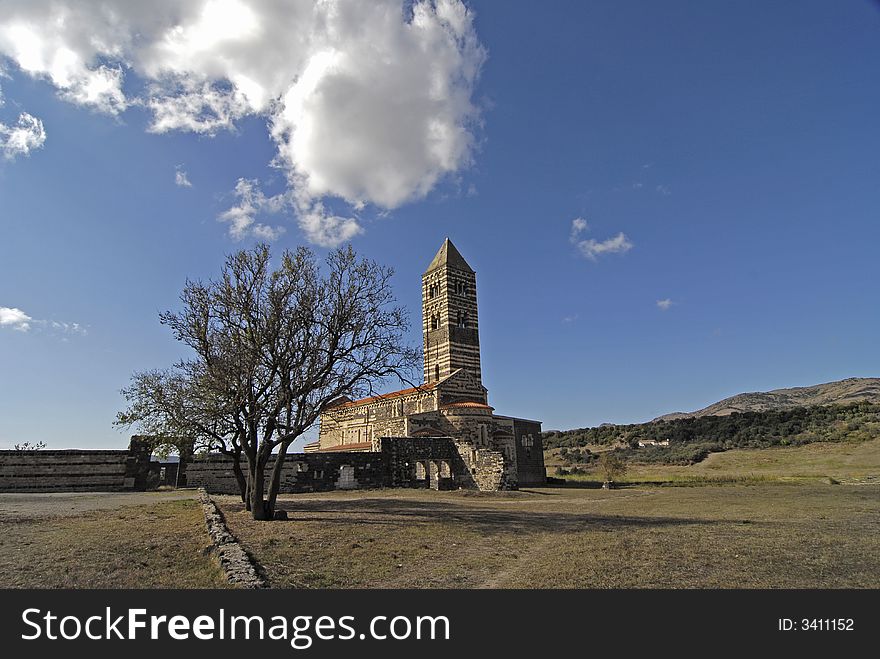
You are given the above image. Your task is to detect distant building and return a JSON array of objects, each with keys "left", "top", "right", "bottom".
[
  {"left": 307, "top": 238, "right": 546, "bottom": 487},
  {"left": 637, "top": 439, "right": 670, "bottom": 447}
]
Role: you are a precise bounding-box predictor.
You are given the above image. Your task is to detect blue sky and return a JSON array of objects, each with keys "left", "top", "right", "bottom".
[{"left": 1, "top": 0, "right": 878, "bottom": 449}]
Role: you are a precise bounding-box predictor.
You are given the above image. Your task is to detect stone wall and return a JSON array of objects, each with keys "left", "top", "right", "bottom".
[
  {"left": 187, "top": 436, "right": 513, "bottom": 494},
  {"left": 382, "top": 437, "right": 463, "bottom": 489},
  {"left": 465, "top": 445, "right": 509, "bottom": 491},
  {"left": 186, "top": 451, "right": 385, "bottom": 495},
  {"left": 510, "top": 418, "right": 547, "bottom": 486},
  {"left": 0, "top": 438, "right": 154, "bottom": 493}
]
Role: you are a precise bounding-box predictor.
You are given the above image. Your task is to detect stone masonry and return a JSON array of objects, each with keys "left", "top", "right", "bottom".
[{"left": 186, "top": 437, "right": 512, "bottom": 494}]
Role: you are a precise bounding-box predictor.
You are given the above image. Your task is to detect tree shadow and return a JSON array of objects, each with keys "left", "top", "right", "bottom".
[{"left": 219, "top": 495, "right": 724, "bottom": 537}]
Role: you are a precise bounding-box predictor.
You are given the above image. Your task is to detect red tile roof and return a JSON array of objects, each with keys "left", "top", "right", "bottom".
[
  {"left": 325, "top": 382, "right": 439, "bottom": 410},
  {"left": 317, "top": 442, "right": 374, "bottom": 452},
  {"left": 440, "top": 401, "right": 494, "bottom": 410}
]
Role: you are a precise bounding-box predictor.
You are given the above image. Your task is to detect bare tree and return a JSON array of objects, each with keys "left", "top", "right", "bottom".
[
  {"left": 118, "top": 244, "right": 419, "bottom": 520},
  {"left": 13, "top": 441, "right": 46, "bottom": 450}
]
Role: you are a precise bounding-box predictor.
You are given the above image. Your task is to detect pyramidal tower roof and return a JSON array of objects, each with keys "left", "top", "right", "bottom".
[{"left": 424, "top": 238, "right": 475, "bottom": 275}]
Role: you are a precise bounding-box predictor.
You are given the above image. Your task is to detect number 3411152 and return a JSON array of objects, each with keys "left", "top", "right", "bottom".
[{"left": 778, "top": 618, "right": 854, "bottom": 631}]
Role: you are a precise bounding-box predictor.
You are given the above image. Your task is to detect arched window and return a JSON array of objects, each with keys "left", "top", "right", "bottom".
[
  {"left": 457, "top": 311, "right": 468, "bottom": 328},
  {"left": 431, "top": 313, "right": 439, "bottom": 330},
  {"left": 434, "top": 364, "right": 440, "bottom": 381}
]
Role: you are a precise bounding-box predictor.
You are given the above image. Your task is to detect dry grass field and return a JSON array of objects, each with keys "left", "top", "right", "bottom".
[
  {"left": 213, "top": 438, "right": 879, "bottom": 589},
  {"left": 2, "top": 439, "right": 877, "bottom": 589},
  {"left": 218, "top": 481, "right": 879, "bottom": 589},
  {"left": 0, "top": 496, "right": 229, "bottom": 588}
]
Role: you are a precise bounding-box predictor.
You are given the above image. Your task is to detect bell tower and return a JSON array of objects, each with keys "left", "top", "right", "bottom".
[{"left": 422, "top": 238, "right": 482, "bottom": 386}]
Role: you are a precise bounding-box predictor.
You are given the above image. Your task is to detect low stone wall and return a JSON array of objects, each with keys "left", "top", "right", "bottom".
[
  {"left": 198, "top": 489, "right": 266, "bottom": 588},
  {"left": 0, "top": 439, "right": 153, "bottom": 493}
]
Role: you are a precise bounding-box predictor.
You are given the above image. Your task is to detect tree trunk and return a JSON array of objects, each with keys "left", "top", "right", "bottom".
[
  {"left": 243, "top": 444, "right": 256, "bottom": 512},
  {"left": 231, "top": 454, "right": 248, "bottom": 504},
  {"left": 265, "top": 441, "right": 292, "bottom": 520},
  {"left": 249, "top": 455, "right": 269, "bottom": 520}
]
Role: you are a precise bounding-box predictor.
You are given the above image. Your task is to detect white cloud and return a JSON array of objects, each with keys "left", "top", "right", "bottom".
[
  {"left": 656, "top": 184, "right": 671, "bottom": 196},
  {"left": 0, "top": 306, "right": 32, "bottom": 331},
  {"left": 0, "top": 15, "right": 129, "bottom": 114},
  {"left": 656, "top": 298, "right": 673, "bottom": 311},
  {"left": 574, "top": 233, "right": 633, "bottom": 260},
  {"left": 146, "top": 79, "right": 252, "bottom": 135},
  {"left": 1, "top": 306, "right": 87, "bottom": 336},
  {"left": 569, "top": 217, "right": 633, "bottom": 261},
  {"left": 570, "top": 217, "right": 588, "bottom": 240},
  {"left": 0, "top": 0, "right": 486, "bottom": 246},
  {"left": 294, "top": 199, "right": 363, "bottom": 248},
  {"left": 174, "top": 166, "right": 192, "bottom": 187},
  {"left": 217, "top": 178, "right": 286, "bottom": 241},
  {"left": 50, "top": 320, "right": 87, "bottom": 336},
  {"left": 0, "top": 111, "right": 45, "bottom": 159}
]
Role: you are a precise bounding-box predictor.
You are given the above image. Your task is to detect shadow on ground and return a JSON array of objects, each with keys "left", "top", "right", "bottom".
[{"left": 219, "top": 495, "right": 722, "bottom": 536}]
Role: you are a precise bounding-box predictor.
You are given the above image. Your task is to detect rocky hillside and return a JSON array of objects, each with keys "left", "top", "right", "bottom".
[{"left": 655, "top": 378, "right": 880, "bottom": 421}]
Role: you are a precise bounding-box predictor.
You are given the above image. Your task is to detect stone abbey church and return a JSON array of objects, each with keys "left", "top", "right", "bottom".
[{"left": 305, "top": 239, "right": 546, "bottom": 488}]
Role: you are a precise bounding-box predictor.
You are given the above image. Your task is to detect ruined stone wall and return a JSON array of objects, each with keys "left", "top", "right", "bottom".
[
  {"left": 188, "top": 436, "right": 513, "bottom": 494},
  {"left": 467, "top": 446, "right": 509, "bottom": 491},
  {"left": 0, "top": 438, "right": 154, "bottom": 492},
  {"left": 186, "top": 451, "right": 385, "bottom": 495},
  {"left": 401, "top": 411, "right": 515, "bottom": 490},
  {"left": 511, "top": 418, "right": 546, "bottom": 486},
  {"left": 381, "top": 437, "right": 466, "bottom": 489}
]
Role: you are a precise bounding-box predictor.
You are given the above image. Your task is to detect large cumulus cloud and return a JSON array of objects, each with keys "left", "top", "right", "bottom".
[{"left": 0, "top": 0, "right": 486, "bottom": 245}]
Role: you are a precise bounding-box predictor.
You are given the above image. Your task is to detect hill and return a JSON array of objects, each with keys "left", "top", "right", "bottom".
[
  {"left": 543, "top": 401, "right": 880, "bottom": 466},
  {"left": 654, "top": 377, "right": 880, "bottom": 421}
]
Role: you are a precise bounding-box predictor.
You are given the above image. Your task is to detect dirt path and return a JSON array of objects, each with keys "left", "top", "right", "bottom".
[{"left": 478, "top": 489, "right": 661, "bottom": 588}]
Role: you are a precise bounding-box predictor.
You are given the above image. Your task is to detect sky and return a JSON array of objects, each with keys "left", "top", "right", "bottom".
[{"left": 0, "top": 0, "right": 878, "bottom": 449}]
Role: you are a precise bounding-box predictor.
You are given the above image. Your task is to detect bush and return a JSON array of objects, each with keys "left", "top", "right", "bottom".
[{"left": 599, "top": 452, "right": 627, "bottom": 481}]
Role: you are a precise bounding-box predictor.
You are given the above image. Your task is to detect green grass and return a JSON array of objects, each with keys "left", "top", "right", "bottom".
[{"left": 0, "top": 499, "right": 230, "bottom": 588}]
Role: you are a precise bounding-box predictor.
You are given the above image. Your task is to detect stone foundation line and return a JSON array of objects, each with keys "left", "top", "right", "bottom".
[{"left": 197, "top": 488, "right": 267, "bottom": 589}]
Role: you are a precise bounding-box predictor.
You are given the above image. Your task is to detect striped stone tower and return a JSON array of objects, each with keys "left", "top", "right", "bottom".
[{"left": 422, "top": 238, "right": 482, "bottom": 385}]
